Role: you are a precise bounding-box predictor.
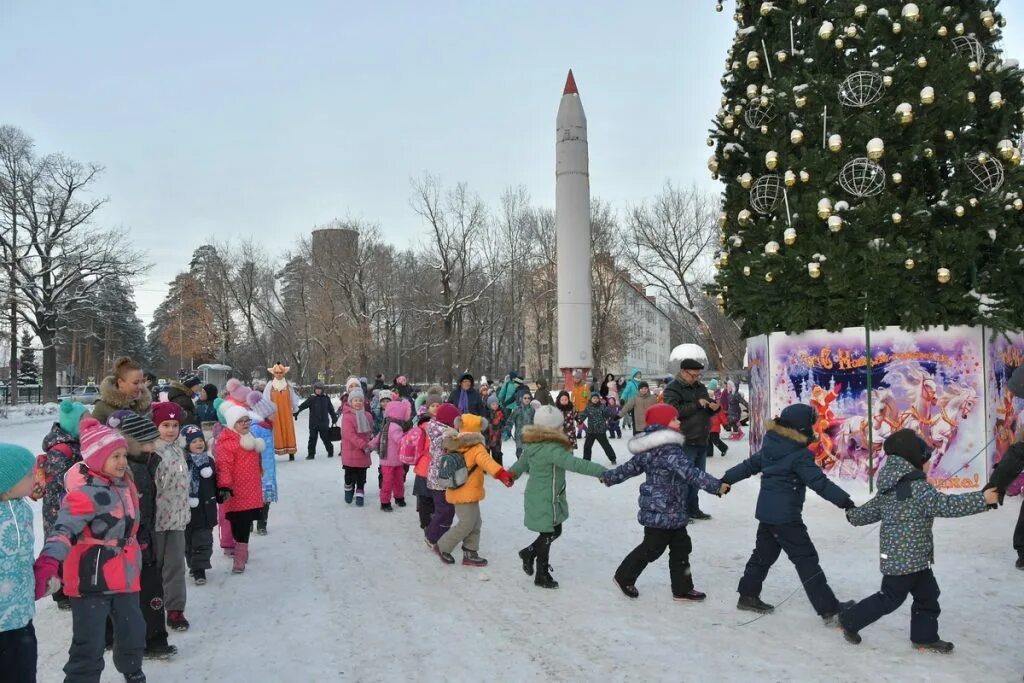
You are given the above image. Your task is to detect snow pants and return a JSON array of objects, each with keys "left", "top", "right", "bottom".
[
  {"left": 738, "top": 521, "right": 839, "bottom": 617},
  {"left": 438, "top": 502, "right": 482, "bottom": 554},
  {"left": 583, "top": 433, "right": 616, "bottom": 463},
  {"left": 608, "top": 422, "right": 622, "bottom": 439},
  {"left": 308, "top": 426, "right": 334, "bottom": 458},
  {"left": 153, "top": 529, "right": 187, "bottom": 612},
  {"left": 68, "top": 593, "right": 145, "bottom": 683},
  {"left": 218, "top": 503, "right": 235, "bottom": 551},
  {"left": 425, "top": 489, "right": 455, "bottom": 544},
  {"left": 616, "top": 526, "right": 693, "bottom": 597},
  {"left": 0, "top": 621, "right": 36, "bottom": 683},
  {"left": 185, "top": 525, "right": 214, "bottom": 572},
  {"left": 104, "top": 561, "right": 168, "bottom": 653},
  {"left": 343, "top": 466, "right": 368, "bottom": 492},
  {"left": 840, "top": 569, "right": 941, "bottom": 644},
  {"left": 525, "top": 524, "right": 563, "bottom": 570},
  {"left": 227, "top": 508, "right": 262, "bottom": 544},
  {"left": 682, "top": 444, "right": 708, "bottom": 514},
  {"left": 380, "top": 465, "right": 405, "bottom": 504}
]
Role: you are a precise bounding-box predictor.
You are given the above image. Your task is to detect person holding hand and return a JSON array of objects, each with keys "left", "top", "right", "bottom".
[{"left": 663, "top": 358, "right": 720, "bottom": 520}]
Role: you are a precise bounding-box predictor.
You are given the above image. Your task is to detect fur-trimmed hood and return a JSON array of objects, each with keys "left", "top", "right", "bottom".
[
  {"left": 765, "top": 420, "right": 811, "bottom": 445},
  {"left": 521, "top": 426, "right": 571, "bottom": 448},
  {"left": 442, "top": 430, "right": 486, "bottom": 452},
  {"left": 99, "top": 375, "right": 152, "bottom": 413},
  {"left": 628, "top": 426, "right": 686, "bottom": 455}
]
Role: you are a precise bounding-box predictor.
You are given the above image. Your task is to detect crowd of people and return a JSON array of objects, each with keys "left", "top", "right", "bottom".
[{"left": 0, "top": 357, "right": 1020, "bottom": 682}]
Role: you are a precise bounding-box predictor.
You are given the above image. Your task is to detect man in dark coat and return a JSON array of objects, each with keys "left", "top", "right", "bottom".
[
  {"left": 663, "top": 358, "right": 720, "bottom": 520},
  {"left": 166, "top": 375, "right": 201, "bottom": 426},
  {"left": 984, "top": 366, "right": 1024, "bottom": 568},
  {"left": 447, "top": 372, "right": 486, "bottom": 416},
  {"left": 294, "top": 382, "right": 339, "bottom": 460},
  {"left": 722, "top": 403, "right": 855, "bottom": 619}
]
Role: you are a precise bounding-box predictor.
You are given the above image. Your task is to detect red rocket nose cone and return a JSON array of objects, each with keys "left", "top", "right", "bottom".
[{"left": 563, "top": 69, "right": 578, "bottom": 95}]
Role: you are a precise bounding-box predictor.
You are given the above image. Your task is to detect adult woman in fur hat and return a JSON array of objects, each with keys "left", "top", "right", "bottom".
[{"left": 92, "top": 356, "right": 153, "bottom": 426}]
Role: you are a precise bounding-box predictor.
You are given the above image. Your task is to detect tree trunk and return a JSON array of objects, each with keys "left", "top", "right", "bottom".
[{"left": 40, "top": 327, "right": 58, "bottom": 402}]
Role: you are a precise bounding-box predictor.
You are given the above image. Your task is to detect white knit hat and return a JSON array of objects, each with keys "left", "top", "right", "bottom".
[
  {"left": 534, "top": 405, "right": 563, "bottom": 430},
  {"left": 223, "top": 403, "right": 250, "bottom": 430}
]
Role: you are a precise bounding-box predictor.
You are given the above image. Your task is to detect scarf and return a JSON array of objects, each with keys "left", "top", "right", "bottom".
[
  {"left": 187, "top": 451, "right": 214, "bottom": 499},
  {"left": 457, "top": 390, "right": 469, "bottom": 414},
  {"left": 354, "top": 409, "right": 372, "bottom": 434}
]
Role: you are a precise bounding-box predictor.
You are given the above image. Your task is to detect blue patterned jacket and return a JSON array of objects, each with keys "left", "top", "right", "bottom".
[{"left": 0, "top": 499, "right": 34, "bottom": 632}]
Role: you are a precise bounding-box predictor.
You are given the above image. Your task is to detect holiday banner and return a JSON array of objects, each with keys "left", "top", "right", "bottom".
[
  {"left": 987, "top": 331, "right": 1024, "bottom": 494},
  {"left": 757, "top": 326, "right": 987, "bottom": 491},
  {"left": 746, "top": 335, "right": 770, "bottom": 454}
]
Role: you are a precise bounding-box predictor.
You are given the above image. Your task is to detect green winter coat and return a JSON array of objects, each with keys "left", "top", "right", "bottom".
[
  {"left": 509, "top": 426, "right": 606, "bottom": 533},
  {"left": 847, "top": 454, "right": 989, "bottom": 576}
]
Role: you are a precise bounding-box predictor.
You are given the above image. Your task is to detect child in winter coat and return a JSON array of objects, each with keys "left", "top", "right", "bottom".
[
  {"left": 708, "top": 408, "right": 728, "bottom": 458},
  {"left": 369, "top": 396, "right": 412, "bottom": 511},
  {"left": 181, "top": 426, "right": 217, "bottom": 586},
  {"left": 840, "top": 430, "right": 998, "bottom": 652},
  {"left": 602, "top": 404, "right": 728, "bottom": 602},
  {"left": 0, "top": 445, "right": 41, "bottom": 681},
  {"left": 572, "top": 379, "right": 590, "bottom": 439},
  {"left": 246, "top": 391, "right": 278, "bottom": 533},
  {"left": 721, "top": 404, "right": 854, "bottom": 621},
  {"left": 215, "top": 403, "right": 266, "bottom": 574},
  {"left": 509, "top": 392, "right": 535, "bottom": 459},
  {"left": 620, "top": 382, "right": 657, "bottom": 433},
  {"left": 555, "top": 391, "right": 578, "bottom": 450},
  {"left": 606, "top": 397, "right": 622, "bottom": 439},
  {"left": 509, "top": 407, "right": 606, "bottom": 589},
  {"left": 195, "top": 384, "right": 220, "bottom": 427},
  {"left": 411, "top": 402, "right": 437, "bottom": 528},
  {"left": 341, "top": 389, "right": 375, "bottom": 507},
  {"left": 485, "top": 394, "right": 507, "bottom": 465},
  {"left": 107, "top": 410, "right": 177, "bottom": 660},
  {"left": 151, "top": 402, "right": 191, "bottom": 632},
  {"left": 425, "top": 403, "right": 462, "bottom": 545},
  {"left": 38, "top": 400, "right": 88, "bottom": 609},
  {"left": 581, "top": 393, "right": 617, "bottom": 464},
  {"left": 35, "top": 419, "right": 147, "bottom": 683},
  {"left": 727, "top": 384, "right": 749, "bottom": 440},
  {"left": 435, "top": 413, "right": 514, "bottom": 566}
]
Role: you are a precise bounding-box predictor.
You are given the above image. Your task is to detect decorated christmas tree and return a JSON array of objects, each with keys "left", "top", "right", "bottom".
[
  {"left": 18, "top": 330, "right": 39, "bottom": 386},
  {"left": 708, "top": 0, "right": 1024, "bottom": 335}
]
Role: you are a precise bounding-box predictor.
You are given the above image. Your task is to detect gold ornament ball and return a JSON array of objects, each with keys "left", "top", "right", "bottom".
[
  {"left": 905, "top": 258, "right": 916, "bottom": 270},
  {"left": 715, "top": 2, "right": 723, "bottom": 11},
  {"left": 828, "top": 215, "right": 844, "bottom": 232},
  {"left": 998, "top": 140, "right": 1015, "bottom": 160},
  {"left": 920, "top": 86, "right": 935, "bottom": 105},
  {"left": 747, "top": 51, "right": 761, "bottom": 70},
  {"left": 955, "top": 205, "right": 965, "bottom": 217},
  {"left": 718, "top": 213, "right": 728, "bottom": 228},
  {"left": 945, "top": 130, "right": 956, "bottom": 141},
  {"left": 766, "top": 151, "right": 780, "bottom": 170},
  {"left": 916, "top": 56, "right": 928, "bottom": 69},
  {"left": 784, "top": 170, "right": 797, "bottom": 187},
  {"left": 969, "top": 198, "right": 979, "bottom": 208},
  {"left": 776, "top": 50, "right": 788, "bottom": 63},
  {"left": 866, "top": 137, "right": 885, "bottom": 160},
  {"left": 734, "top": 104, "right": 744, "bottom": 115},
  {"left": 761, "top": 125, "right": 770, "bottom": 134},
  {"left": 817, "top": 198, "right": 833, "bottom": 220},
  {"left": 855, "top": 4, "right": 868, "bottom": 19},
  {"left": 902, "top": 3, "right": 921, "bottom": 22},
  {"left": 1014, "top": 198, "right": 1024, "bottom": 210},
  {"left": 739, "top": 173, "right": 753, "bottom": 189},
  {"left": 808, "top": 262, "right": 822, "bottom": 279},
  {"left": 990, "top": 92, "right": 1004, "bottom": 109},
  {"left": 968, "top": 91, "right": 977, "bottom": 104},
  {"left": 707, "top": 137, "right": 715, "bottom": 147},
  {"left": 784, "top": 227, "right": 797, "bottom": 245},
  {"left": 892, "top": 212, "right": 903, "bottom": 224},
  {"left": 795, "top": 95, "right": 808, "bottom": 109},
  {"left": 981, "top": 10, "right": 995, "bottom": 28},
  {"left": 883, "top": 75, "right": 894, "bottom": 88},
  {"left": 743, "top": 266, "right": 751, "bottom": 276},
  {"left": 828, "top": 134, "right": 843, "bottom": 152},
  {"left": 923, "top": 147, "right": 935, "bottom": 158},
  {"left": 719, "top": 252, "right": 729, "bottom": 267},
  {"left": 937, "top": 268, "right": 952, "bottom": 284},
  {"left": 765, "top": 272, "right": 774, "bottom": 283},
  {"left": 819, "top": 21, "right": 834, "bottom": 40},
  {"left": 834, "top": 38, "right": 845, "bottom": 50},
  {"left": 937, "top": 26, "right": 949, "bottom": 37},
  {"left": 724, "top": 115, "right": 736, "bottom": 129},
  {"left": 708, "top": 156, "right": 720, "bottom": 174},
  {"left": 738, "top": 209, "right": 753, "bottom": 226},
  {"left": 760, "top": 2, "right": 773, "bottom": 17},
  {"left": 716, "top": 293, "right": 726, "bottom": 307},
  {"left": 892, "top": 172, "right": 903, "bottom": 185},
  {"left": 759, "top": 95, "right": 769, "bottom": 107},
  {"left": 846, "top": 24, "right": 858, "bottom": 38},
  {"left": 969, "top": 60, "right": 980, "bottom": 73},
  {"left": 955, "top": 22, "right": 965, "bottom": 35},
  {"left": 764, "top": 240, "right": 780, "bottom": 256},
  {"left": 893, "top": 22, "right": 903, "bottom": 35},
  {"left": 790, "top": 129, "right": 805, "bottom": 145},
  {"left": 746, "top": 84, "right": 759, "bottom": 98},
  {"left": 800, "top": 170, "right": 811, "bottom": 183}
]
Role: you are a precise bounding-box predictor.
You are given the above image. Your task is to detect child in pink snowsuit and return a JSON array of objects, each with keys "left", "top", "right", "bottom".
[{"left": 370, "top": 397, "right": 412, "bottom": 511}]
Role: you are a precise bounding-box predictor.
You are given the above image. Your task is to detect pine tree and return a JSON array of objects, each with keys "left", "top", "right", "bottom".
[
  {"left": 18, "top": 330, "right": 39, "bottom": 386},
  {"left": 709, "top": 1, "right": 1024, "bottom": 335}
]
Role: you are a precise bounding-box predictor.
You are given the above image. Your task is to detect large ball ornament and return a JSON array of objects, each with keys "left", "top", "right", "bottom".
[
  {"left": 784, "top": 170, "right": 797, "bottom": 187},
  {"left": 916, "top": 56, "right": 928, "bottom": 69},
  {"left": 739, "top": 172, "right": 754, "bottom": 189},
  {"left": 937, "top": 268, "right": 951, "bottom": 284},
  {"left": 765, "top": 151, "right": 780, "bottom": 170},
  {"left": 892, "top": 172, "right": 903, "bottom": 185},
  {"left": 896, "top": 102, "right": 914, "bottom": 124},
  {"left": 743, "top": 266, "right": 751, "bottom": 277},
  {"left": 920, "top": 86, "right": 935, "bottom": 105},
  {"left": 892, "top": 212, "right": 903, "bottom": 224},
  {"left": 808, "top": 262, "right": 822, "bottom": 279},
  {"left": 750, "top": 174, "right": 784, "bottom": 214},
  {"left": 838, "top": 158, "right": 887, "bottom": 197},
  {"left": 784, "top": 227, "right": 797, "bottom": 245},
  {"left": 902, "top": 4, "right": 921, "bottom": 22},
  {"left": 747, "top": 51, "right": 761, "bottom": 70},
  {"left": 905, "top": 258, "right": 915, "bottom": 270},
  {"left": 828, "top": 215, "right": 844, "bottom": 232},
  {"left": 828, "top": 134, "right": 843, "bottom": 152},
  {"left": 998, "top": 140, "right": 1015, "bottom": 161},
  {"left": 764, "top": 272, "right": 774, "bottom": 283},
  {"left": 866, "top": 138, "right": 885, "bottom": 160},
  {"left": 819, "top": 21, "right": 835, "bottom": 40},
  {"left": 817, "top": 198, "right": 833, "bottom": 219}
]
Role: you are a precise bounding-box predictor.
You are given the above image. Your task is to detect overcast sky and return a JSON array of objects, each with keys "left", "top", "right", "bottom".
[{"left": 3, "top": 1, "right": 1023, "bottom": 324}]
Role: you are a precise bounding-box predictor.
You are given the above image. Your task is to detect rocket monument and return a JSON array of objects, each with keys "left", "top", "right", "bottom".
[{"left": 556, "top": 69, "right": 592, "bottom": 388}]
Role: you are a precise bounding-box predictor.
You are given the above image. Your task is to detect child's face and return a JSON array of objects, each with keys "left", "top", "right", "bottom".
[
  {"left": 188, "top": 438, "right": 206, "bottom": 454},
  {"left": 521, "top": 395, "right": 531, "bottom": 405},
  {"left": 351, "top": 398, "right": 364, "bottom": 411},
  {"left": 590, "top": 395, "right": 601, "bottom": 405},
  {"left": 158, "top": 420, "right": 180, "bottom": 442},
  {"left": 103, "top": 449, "right": 129, "bottom": 479},
  {"left": 199, "top": 388, "right": 208, "bottom": 401},
  {"left": 668, "top": 418, "right": 682, "bottom": 432},
  {"left": 380, "top": 399, "right": 390, "bottom": 410},
  {"left": 233, "top": 416, "right": 251, "bottom": 435},
  {"left": 428, "top": 402, "right": 440, "bottom": 417},
  {"left": 639, "top": 387, "right": 650, "bottom": 397},
  {"left": 3, "top": 470, "right": 35, "bottom": 500},
  {"left": 559, "top": 396, "right": 569, "bottom": 407}
]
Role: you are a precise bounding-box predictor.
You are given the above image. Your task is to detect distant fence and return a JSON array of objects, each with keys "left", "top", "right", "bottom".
[{"left": 0, "top": 385, "right": 45, "bottom": 405}]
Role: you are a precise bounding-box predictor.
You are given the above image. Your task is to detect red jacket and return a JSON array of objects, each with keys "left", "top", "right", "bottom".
[
  {"left": 710, "top": 410, "right": 727, "bottom": 434},
  {"left": 215, "top": 428, "right": 264, "bottom": 513},
  {"left": 413, "top": 426, "right": 431, "bottom": 478},
  {"left": 341, "top": 404, "right": 374, "bottom": 468}
]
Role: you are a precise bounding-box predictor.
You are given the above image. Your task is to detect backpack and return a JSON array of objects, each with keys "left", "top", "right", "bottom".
[
  {"left": 30, "top": 443, "right": 74, "bottom": 501},
  {"left": 398, "top": 426, "right": 424, "bottom": 466},
  {"left": 435, "top": 450, "right": 478, "bottom": 490}
]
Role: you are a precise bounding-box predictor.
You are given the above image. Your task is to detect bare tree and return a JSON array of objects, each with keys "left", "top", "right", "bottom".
[
  {"left": 625, "top": 182, "right": 740, "bottom": 369},
  {"left": 590, "top": 199, "right": 631, "bottom": 374}
]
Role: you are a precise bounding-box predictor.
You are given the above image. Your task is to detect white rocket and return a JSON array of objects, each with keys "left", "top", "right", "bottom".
[{"left": 556, "top": 69, "right": 593, "bottom": 382}]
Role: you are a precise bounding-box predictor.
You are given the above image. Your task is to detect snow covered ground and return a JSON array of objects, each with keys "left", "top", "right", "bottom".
[{"left": 3, "top": 417, "right": 1021, "bottom": 682}]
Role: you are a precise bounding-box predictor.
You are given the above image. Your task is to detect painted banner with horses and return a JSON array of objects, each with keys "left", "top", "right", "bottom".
[
  {"left": 755, "top": 326, "right": 990, "bottom": 491},
  {"left": 746, "top": 335, "right": 770, "bottom": 454},
  {"left": 988, "top": 332, "right": 1024, "bottom": 493}
]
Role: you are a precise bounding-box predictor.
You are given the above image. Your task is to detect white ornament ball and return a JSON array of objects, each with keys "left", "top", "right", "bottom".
[
  {"left": 765, "top": 240, "right": 781, "bottom": 255},
  {"left": 866, "top": 138, "right": 885, "bottom": 160}
]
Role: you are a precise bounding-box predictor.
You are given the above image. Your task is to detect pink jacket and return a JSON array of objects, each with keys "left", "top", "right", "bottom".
[
  {"left": 369, "top": 399, "right": 412, "bottom": 467},
  {"left": 341, "top": 404, "right": 374, "bottom": 468}
]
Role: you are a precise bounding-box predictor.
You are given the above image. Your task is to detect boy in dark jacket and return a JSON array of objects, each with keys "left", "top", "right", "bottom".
[
  {"left": 602, "top": 404, "right": 728, "bottom": 602},
  {"left": 195, "top": 384, "right": 220, "bottom": 426},
  {"left": 840, "top": 430, "right": 997, "bottom": 652},
  {"left": 722, "top": 403, "right": 854, "bottom": 622},
  {"left": 181, "top": 425, "right": 217, "bottom": 585},
  {"left": 581, "top": 393, "right": 617, "bottom": 464},
  {"left": 294, "top": 382, "right": 339, "bottom": 460}
]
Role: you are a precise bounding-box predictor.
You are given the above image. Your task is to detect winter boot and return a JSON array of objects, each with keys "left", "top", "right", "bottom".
[
  {"left": 613, "top": 576, "right": 640, "bottom": 599},
  {"left": 395, "top": 498, "right": 407, "bottom": 508},
  {"left": 534, "top": 565, "right": 559, "bottom": 589},
  {"left": 381, "top": 503, "right": 393, "bottom": 512},
  {"left": 124, "top": 671, "right": 147, "bottom": 683},
  {"left": 462, "top": 550, "right": 488, "bottom": 567},
  {"left": 1016, "top": 557, "right": 1024, "bottom": 570},
  {"left": 821, "top": 600, "right": 855, "bottom": 626},
  {"left": 355, "top": 489, "right": 365, "bottom": 507},
  {"left": 841, "top": 626, "right": 862, "bottom": 645},
  {"left": 913, "top": 640, "right": 954, "bottom": 654},
  {"left": 518, "top": 546, "right": 537, "bottom": 576},
  {"left": 53, "top": 589, "right": 71, "bottom": 611},
  {"left": 192, "top": 569, "right": 207, "bottom": 586},
  {"left": 166, "top": 611, "right": 190, "bottom": 632},
  {"left": 306, "top": 454, "right": 315, "bottom": 460},
  {"left": 144, "top": 642, "right": 178, "bottom": 660},
  {"left": 327, "top": 451, "right": 334, "bottom": 458},
  {"left": 439, "top": 551, "right": 456, "bottom": 565},
  {"left": 737, "top": 595, "right": 775, "bottom": 614},
  {"left": 256, "top": 520, "right": 268, "bottom": 535},
  {"left": 232, "top": 542, "right": 249, "bottom": 574},
  {"left": 344, "top": 486, "right": 354, "bottom": 504},
  {"left": 690, "top": 510, "right": 712, "bottom": 521},
  {"left": 673, "top": 590, "right": 707, "bottom": 602},
  {"left": 288, "top": 454, "right": 295, "bottom": 462}
]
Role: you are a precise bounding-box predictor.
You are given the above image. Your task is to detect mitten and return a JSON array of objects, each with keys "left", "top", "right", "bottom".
[
  {"left": 217, "top": 488, "right": 233, "bottom": 503},
  {"left": 495, "top": 469, "right": 514, "bottom": 487},
  {"left": 292, "top": 412, "right": 299, "bottom": 420},
  {"left": 33, "top": 555, "right": 60, "bottom": 600},
  {"left": 841, "top": 498, "right": 856, "bottom": 510}
]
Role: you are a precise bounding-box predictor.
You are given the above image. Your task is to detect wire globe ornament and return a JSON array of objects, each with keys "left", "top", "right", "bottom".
[
  {"left": 951, "top": 35, "right": 986, "bottom": 64},
  {"left": 744, "top": 101, "right": 776, "bottom": 129},
  {"left": 750, "top": 174, "right": 783, "bottom": 215},
  {"left": 838, "top": 158, "right": 887, "bottom": 198},
  {"left": 965, "top": 154, "right": 1006, "bottom": 193},
  {"left": 838, "top": 71, "right": 885, "bottom": 108}
]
